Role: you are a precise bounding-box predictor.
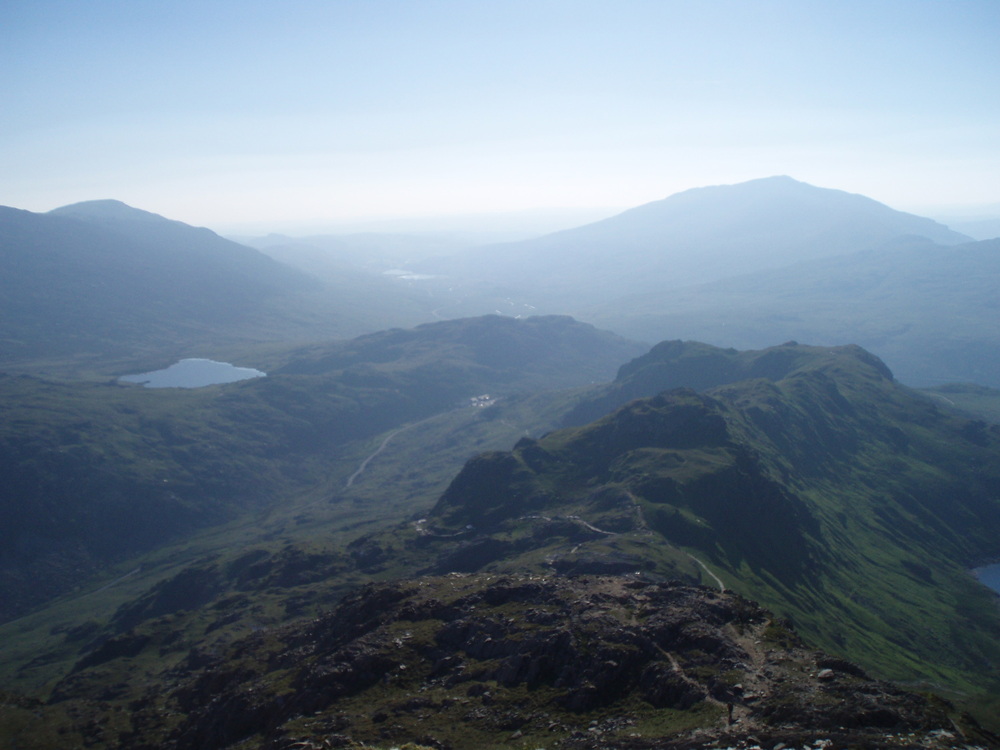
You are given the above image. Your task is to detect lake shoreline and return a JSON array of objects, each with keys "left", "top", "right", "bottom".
[{"left": 119, "top": 358, "right": 266, "bottom": 388}]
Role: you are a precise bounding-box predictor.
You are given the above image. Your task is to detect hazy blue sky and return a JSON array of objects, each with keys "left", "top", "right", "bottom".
[{"left": 2, "top": 0, "right": 998, "bottom": 232}]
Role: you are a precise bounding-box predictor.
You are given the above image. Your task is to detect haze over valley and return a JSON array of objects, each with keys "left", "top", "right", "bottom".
[{"left": 5, "top": 176, "right": 995, "bottom": 388}]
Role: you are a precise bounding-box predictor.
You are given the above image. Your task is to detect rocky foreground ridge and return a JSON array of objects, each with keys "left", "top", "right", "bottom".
[{"left": 10, "top": 573, "right": 994, "bottom": 749}]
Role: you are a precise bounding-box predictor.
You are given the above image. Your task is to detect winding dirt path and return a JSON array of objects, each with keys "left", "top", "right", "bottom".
[
  {"left": 345, "top": 428, "right": 406, "bottom": 488},
  {"left": 686, "top": 553, "right": 726, "bottom": 592},
  {"left": 344, "top": 404, "right": 476, "bottom": 490}
]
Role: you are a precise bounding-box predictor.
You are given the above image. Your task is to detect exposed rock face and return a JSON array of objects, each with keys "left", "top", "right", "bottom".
[{"left": 40, "top": 574, "right": 991, "bottom": 749}]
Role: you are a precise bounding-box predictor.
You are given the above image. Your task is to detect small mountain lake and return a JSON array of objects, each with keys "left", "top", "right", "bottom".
[
  {"left": 974, "top": 563, "right": 1000, "bottom": 595},
  {"left": 120, "top": 358, "right": 266, "bottom": 388}
]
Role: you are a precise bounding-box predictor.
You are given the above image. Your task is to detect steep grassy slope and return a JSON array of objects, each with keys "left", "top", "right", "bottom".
[
  {"left": 0, "top": 315, "right": 641, "bottom": 622},
  {"left": 0, "top": 386, "right": 598, "bottom": 700},
  {"left": 559, "top": 339, "right": 868, "bottom": 426},
  {"left": 400, "top": 345, "right": 1000, "bottom": 702}
]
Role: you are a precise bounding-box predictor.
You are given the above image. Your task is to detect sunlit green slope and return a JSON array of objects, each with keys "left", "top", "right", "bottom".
[{"left": 412, "top": 343, "right": 1000, "bottom": 698}]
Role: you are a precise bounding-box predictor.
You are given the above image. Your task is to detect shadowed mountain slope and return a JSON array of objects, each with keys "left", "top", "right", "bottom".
[
  {"left": 560, "top": 339, "right": 892, "bottom": 426},
  {"left": 0, "top": 202, "right": 321, "bottom": 366},
  {"left": 1, "top": 201, "right": 470, "bottom": 373}
]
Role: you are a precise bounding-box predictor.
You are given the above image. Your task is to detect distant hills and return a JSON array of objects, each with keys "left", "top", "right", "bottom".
[
  {"left": 275, "top": 313, "right": 643, "bottom": 390},
  {"left": 583, "top": 236, "right": 1000, "bottom": 387},
  {"left": 946, "top": 215, "right": 1000, "bottom": 241},
  {"left": 425, "top": 175, "right": 971, "bottom": 305},
  {"left": 0, "top": 201, "right": 446, "bottom": 372},
  {"left": 3, "top": 178, "right": 998, "bottom": 388},
  {"left": 238, "top": 230, "right": 470, "bottom": 279},
  {"left": 0, "top": 201, "right": 318, "bottom": 366},
  {"left": 413, "top": 176, "right": 995, "bottom": 387}
]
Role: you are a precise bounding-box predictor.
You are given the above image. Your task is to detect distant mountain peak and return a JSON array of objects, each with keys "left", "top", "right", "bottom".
[
  {"left": 708, "top": 174, "right": 804, "bottom": 189},
  {"left": 48, "top": 199, "right": 177, "bottom": 225},
  {"left": 643, "top": 175, "right": 886, "bottom": 210},
  {"left": 429, "top": 176, "right": 973, "bottom": 309},
  {"left": 577, "top": 176, "right": 968, "bottom": 240}
]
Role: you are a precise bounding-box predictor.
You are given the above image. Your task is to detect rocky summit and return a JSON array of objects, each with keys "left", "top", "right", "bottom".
[{"left": 17, "top": 573, "right": 994, "bottom": 750}]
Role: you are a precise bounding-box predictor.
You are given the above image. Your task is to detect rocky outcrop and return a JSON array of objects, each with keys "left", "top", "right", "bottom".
[{"left": 44, "top": 574, "right": 984, "bottom": 750}]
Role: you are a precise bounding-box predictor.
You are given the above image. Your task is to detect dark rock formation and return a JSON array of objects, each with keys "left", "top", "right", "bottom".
[{"left": 40, "top": 574, "right": 991, "bottom": 749}]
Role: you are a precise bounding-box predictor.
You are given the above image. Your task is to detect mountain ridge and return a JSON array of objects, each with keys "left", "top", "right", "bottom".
[
  {"left": 425, "top": 176, "right": 972, "bottom": 306},
  {"left": 49, "top": 199, "right": 200, "bottom": 226},
  {"left": 0, "top": 203, "right": 323, "bottom": 366},
  {"left": 561, "top": 340, "right": 894, "bottom": 426},
  {"left": 5, "top": 180, "right": 994, "bottom": 389},
  {"left": 540, "top": 176, "right": 967, "bottom": 250},
  {"left": 366, "top": 342, "right": 1000, "bottom": 698}
]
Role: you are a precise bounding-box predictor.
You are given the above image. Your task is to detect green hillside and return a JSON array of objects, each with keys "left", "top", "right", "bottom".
[
  {"left": 921, "top": 382, "right": 1000, "bottom": 424},
  {"left": 0, "top": 315, "right": 641, "bottom": 622},
  {"left": 4, "top": 340, "right": 1000, "bottom": 745},
  {"left": 391, "top": 344, "right": 1000, "bottom": 702}
]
